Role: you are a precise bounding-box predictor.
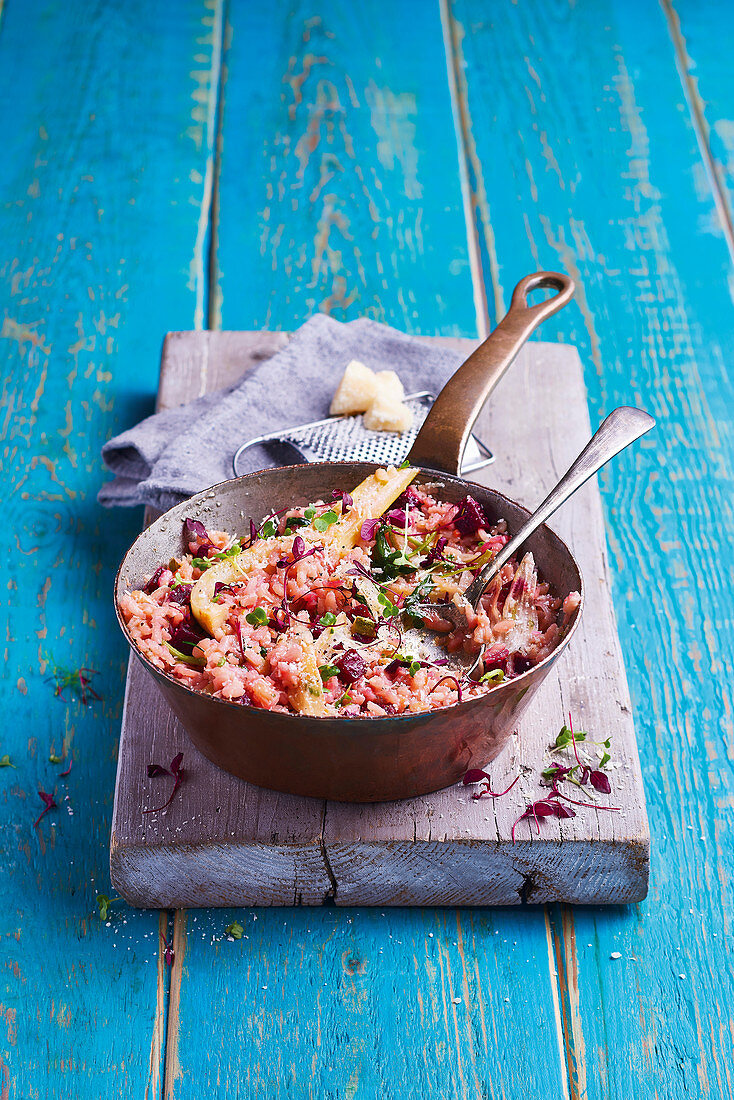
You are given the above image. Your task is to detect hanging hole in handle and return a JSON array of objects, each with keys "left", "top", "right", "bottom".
[{"left": 510, "top": 271, "right": 575, "bottom": 319}]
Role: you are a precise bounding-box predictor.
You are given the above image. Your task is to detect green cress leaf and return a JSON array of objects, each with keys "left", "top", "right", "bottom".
[
  {"left": 319, "top": 664, "right": 340, "bottom": 682},
  {"left": 246, "top": 607, "right": 268, "bottom": 626},
  {"left": 304, "top": 506, "right": 316, "bottom": 521},
  {"left": 313, "top": 510, "right": 338, "bottom": 532},
  {"left": 226, "top": 921, "right": 244, "bottom": 940},
  {"left": 260, "top": 519, "right": 279, "bottom": 539},
  {"left": 96, "top": 895, "right": 112, "bottom": 921},
  {"left": 480, "top": 669, "right": 505, "bottom": 684},
  {"left": 0, "top": 755, "right": 15, "bottom": 768},
  {"left": 319, "top": 612, "right": 337, "bottom": 626},
  {"left": 166, "top": 643, "right": 206, "bottom": 667}
]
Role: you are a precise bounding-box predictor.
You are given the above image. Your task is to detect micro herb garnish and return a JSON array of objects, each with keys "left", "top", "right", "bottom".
[
  {"left": 462, "top": 770, "right": 520, "bottom": 801},
  {"left": 216, "top": 656, "right": 227, "bottom": 667},
  {"left": 166, "top": 642, "right": 206, "bottom": 667},
  {"left": 183, "top": 518, "right": 214, "bottom": 551},
  {"left": 509, "top": 714, "right": 618, "bottom": 842},
  {"left": 144, "top": 752, "right": 184, "bottom": 814},
  {"left": 511, "top": 798, "right": 577, "bottom": 842},
  {"left": 313, "top": 510, "right": 338, "bottom": 532},
  {"left": 304, "top": 506, "right": 316, "bottom": 521},
  {"left": 377, "top": 591, "right": 400, "bottom": 619},
  {"left": 161, "top": 934, "right": 175, "bottom": 967},
  {"left": 554, "top": 723, "right": 587, "bottom": 750},
  {"left": 0, "top": 755, "right": 15, "bottom": 768},
  {"left": 226, "top": 921, "right": 244, "bottom": 940},
  {"left": 96, "top": 894, "right": 115, "bottom": 921},
  {"left": 34, "top": 790, "right": 57, "bottom": 828},
  {"left": 360, "top": 518, "right": 380, "bottom": 542},
  {"left": 47, "top": 660, "right": 101, "bottom": 706},
  {"left": 319, "top": 612, "right": 337, "bottom": 627},
  {"left": 336, "top": 691, "right": 352, "bottom": 707},
  {"left": 260, "top": 518, "right": 279, "bottom": 539},
  {"left": 49, "top": 754, "right": 62, "bottom": 764},
  {"left": 246, "top": 607, "right": 269, "bottom": 627},
  {"left": 330, "top": 489, "right": 353, "bottom": 511},
  {"left": 480, "top": 669, "right": 505, "bottom": 684},
  {"left": 372, "top": 524, "right": 415, "bottom": 580},
  {"left": 387, "top": 653, "right": 422, "bottom": 676},
  {"left": 398, "top": 458, "right": 411, "bottom": 469},
  {"left": 319, "top": 664, "right": 340, "bottom": 683},
  {"left": 403, "top": 576, "right": 434, "bottom": 624}
]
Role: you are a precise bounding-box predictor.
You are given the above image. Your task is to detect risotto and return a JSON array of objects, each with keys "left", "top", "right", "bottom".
[{"left": 120, "top": 465, "right": 579, "bottom": 717}]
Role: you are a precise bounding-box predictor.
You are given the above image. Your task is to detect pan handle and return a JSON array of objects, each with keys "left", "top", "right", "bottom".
[{"left": 406, "top": 271, "right": 575, "bottom": 475}]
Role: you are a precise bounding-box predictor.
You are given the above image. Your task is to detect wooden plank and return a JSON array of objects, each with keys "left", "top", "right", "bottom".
[
  {"left": 448, "top": 0, "right": 734, "bottom": 1094},
  {"left": 0, "top": 1, "right": 223, "bottom": 1096},
  {"left": 111, "top": 329, "right": 647, "bottom": 908}
]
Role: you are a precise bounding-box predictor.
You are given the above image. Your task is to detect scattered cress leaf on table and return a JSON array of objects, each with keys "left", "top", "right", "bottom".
[
  {"left": 34, "top": 790, "right": 57, "bottom": 828},
  {"left": 96, "top": 895, "right": 113, "bottom": 921},
  {"left": 225, "top": 921, "right": 244, "bottom": 940},
  {"left": 144, "top": 753, "right": 184, "bottom": 813}
]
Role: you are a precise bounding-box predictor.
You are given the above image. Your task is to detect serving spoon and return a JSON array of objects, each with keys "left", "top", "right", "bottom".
[{"left": 403, "top": 404, "right": 655, "bottom": 680}]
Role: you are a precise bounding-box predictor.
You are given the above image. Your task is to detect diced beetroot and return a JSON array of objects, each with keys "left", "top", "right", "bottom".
[
  {"left": 335, "top": 650, "right": 366, "bottom": 685},
  {"left": 143, "top": 566, "right": 169, "bottom": 594},
  {"left": 395, "top": 486, "right": 423, "bottom": 511},
  {"left": 167, "top": 583, "right": 193, "bottom": 607},
  {"left": 168, "top": 612, "right": 205, "bottom": 653},
  {"left": 483, "top": 645, "right": 510, "bottom": 673},
  {"left": 453, "top": 495, "right": 488, "bottom": 536},
  {"left": 511, "top": 654, "right": 533, "bottom": 675}
]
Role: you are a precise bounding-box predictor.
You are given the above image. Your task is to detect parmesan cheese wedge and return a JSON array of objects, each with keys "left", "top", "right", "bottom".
[
  {"left": 329, "top": 359, "right": 378, "bottom": 415},
  {"left": 362, "top": 398, "right": 413, "bottom": 432}
]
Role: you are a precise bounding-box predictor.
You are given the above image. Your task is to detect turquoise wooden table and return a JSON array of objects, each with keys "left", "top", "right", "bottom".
[{"left": 1, "top": 1, "right": 732, "bottom": 1096}]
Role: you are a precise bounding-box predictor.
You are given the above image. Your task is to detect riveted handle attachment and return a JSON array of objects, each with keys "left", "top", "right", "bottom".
[{"left": 406, "top": 271, "right": 575, "bottom": 475}]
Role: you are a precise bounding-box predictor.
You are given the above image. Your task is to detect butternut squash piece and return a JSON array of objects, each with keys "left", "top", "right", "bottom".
[
  {"left": 191, "top": 536, "right": 293, "bottom": 637},
  {"left": 288, "top": 621, "right": 328, "bottom": 716}
]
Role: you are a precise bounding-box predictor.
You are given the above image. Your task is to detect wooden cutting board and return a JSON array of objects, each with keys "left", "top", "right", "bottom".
[{"left": 110, "top": 332, "right": 649, "bottom": 907}]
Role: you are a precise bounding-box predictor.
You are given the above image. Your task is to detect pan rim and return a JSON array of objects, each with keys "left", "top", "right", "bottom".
[{"left": 113, "top": 461, "right": 585, "bottom": 726}]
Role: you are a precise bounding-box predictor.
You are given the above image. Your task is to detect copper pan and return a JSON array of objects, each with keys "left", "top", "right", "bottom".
[{"left": 115, "top": 272, "right": 583, "bottom": 802}]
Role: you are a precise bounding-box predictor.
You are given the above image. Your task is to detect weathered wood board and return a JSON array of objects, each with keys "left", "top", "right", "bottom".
[{"left": 110, "top": 331, "right": 649, "bottom": 906}]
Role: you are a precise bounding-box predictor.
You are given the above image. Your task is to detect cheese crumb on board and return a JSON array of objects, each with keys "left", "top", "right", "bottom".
[{"left": 330, "top": 360, "right": 414, "bottom": 432}]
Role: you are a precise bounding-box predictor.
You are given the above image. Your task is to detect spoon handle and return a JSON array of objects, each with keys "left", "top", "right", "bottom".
[{"left": 462, "top": 406, "right": 656, "bottom": 608}]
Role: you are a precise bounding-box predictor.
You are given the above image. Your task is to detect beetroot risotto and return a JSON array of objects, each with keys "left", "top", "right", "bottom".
[{"left": 120, "top": 465, "right": 579, "bottom": 717}]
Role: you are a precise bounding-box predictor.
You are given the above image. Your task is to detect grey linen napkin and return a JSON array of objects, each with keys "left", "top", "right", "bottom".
[{"left": 99, "top": 313, "right": 464, "bottom": 512}]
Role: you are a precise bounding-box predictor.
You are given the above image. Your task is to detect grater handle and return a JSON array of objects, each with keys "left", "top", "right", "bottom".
[{"left": 405, "top": 271, "right": 575, "bottom": 475}]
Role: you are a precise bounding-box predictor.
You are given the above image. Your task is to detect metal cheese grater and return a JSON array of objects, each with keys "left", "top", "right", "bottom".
[{"left": 232, "top": 392, "right": 494, "bottom": 477}]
